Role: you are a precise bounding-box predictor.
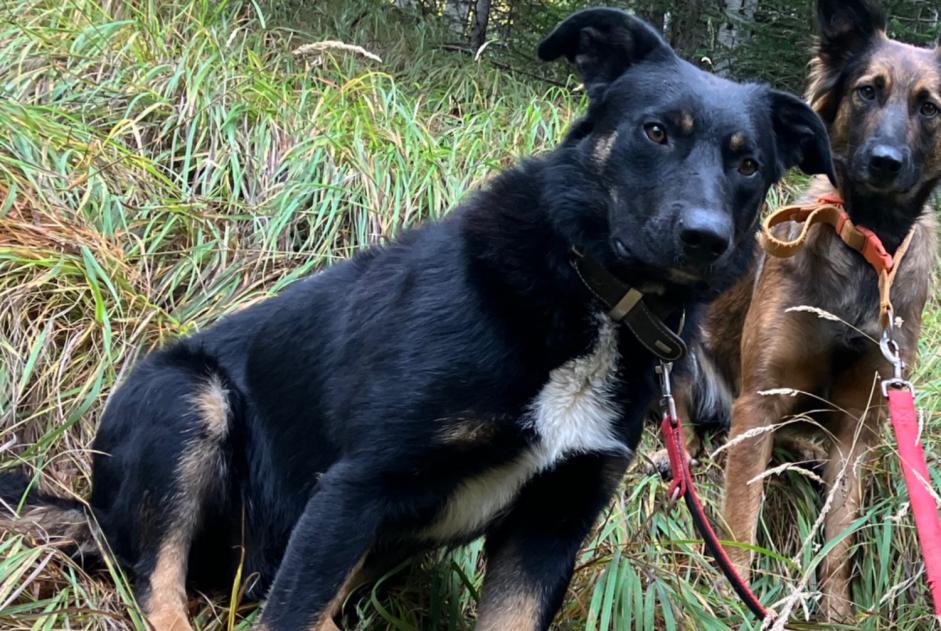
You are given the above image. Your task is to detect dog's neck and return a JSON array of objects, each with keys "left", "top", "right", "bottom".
[{"left": 831, "top": 178, "right": 937, "bottom": 254}]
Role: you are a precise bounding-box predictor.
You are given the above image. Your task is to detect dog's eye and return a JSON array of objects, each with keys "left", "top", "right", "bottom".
[
  {"left": 857, "top": 85, "right": 876, "bottom": 101},
  {"left": 738, "top": 158, "right": 759, "bottom": 177},
  {"left": 921, "top": 102, "right": 939, "bottom": 118},
  {"left": 644, "top": 123, "right": 668, "bottom": 145}
]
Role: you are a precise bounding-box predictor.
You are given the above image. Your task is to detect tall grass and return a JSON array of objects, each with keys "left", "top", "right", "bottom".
[{"left": 0, "top": 0, "right": 938, "bottom": 629}]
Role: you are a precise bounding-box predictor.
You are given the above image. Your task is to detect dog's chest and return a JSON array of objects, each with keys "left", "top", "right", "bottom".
[{"left": 424, "top": 319, "right": 629, "bottom": 541}]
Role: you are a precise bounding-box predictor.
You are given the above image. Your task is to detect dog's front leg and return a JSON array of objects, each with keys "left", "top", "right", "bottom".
[
  {"left": 721, "top": 390, "right": 797, "bottom": 581},
  {"left": 476, "top": 453, "right": 628, "bottom": 631},
  {"left": 258, "top": 461, "right": 379, "bottom": 631}
]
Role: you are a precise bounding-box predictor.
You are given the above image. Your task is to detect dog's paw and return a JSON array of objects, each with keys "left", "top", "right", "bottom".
[{"left": 641, "top": 449, "right": 699, "bottom": 478}]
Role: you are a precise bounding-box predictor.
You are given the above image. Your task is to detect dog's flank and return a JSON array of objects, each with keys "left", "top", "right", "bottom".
[{"left": 0, "top": 8, "right": 834, "bottom": 631}]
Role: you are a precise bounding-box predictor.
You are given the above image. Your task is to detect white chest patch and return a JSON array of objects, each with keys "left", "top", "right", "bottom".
[{"left": 424, "top": 318, "right": 630, "bottom": 542}]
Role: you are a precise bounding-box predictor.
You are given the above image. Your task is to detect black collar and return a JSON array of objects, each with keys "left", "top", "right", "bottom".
[{"left": 569, "top": 248, "right": 687, "bottom": 362}]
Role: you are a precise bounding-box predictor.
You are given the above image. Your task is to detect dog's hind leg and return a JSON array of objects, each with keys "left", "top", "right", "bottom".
[
  {"left": 91, "top": 352, "right": 237, "bottom": 631},
  {"left": 475, "top": 454, "right": 628, "bottom": 631},
  {"left": 141, "top": 373, "right": 235, "bottom": 631},
  {"left": 819, "top": 362, "right": 881, "bottom": 623}
]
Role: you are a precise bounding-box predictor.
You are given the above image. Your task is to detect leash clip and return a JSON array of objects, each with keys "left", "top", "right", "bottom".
[
  {"left": 880, "top": 321, "right": 913, "bottom": 397},
  {"left": 656, "top": 360, "right": 679, "bottom": 427}
]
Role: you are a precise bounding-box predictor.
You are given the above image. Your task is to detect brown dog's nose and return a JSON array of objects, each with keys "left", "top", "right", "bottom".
[
  {"left": 868, "top": 144, "right": 905, "bottom": 181},
  {"left": 678, "top": 208, "right": 731, "bottom": 265}
]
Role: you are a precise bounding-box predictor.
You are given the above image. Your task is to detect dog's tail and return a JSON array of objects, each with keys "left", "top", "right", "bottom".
[{"left": 0, "top": 469, "right": 98, "bottom": 562}]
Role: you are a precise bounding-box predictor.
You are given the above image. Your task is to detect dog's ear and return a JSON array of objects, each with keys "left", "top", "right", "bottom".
[
  {"left": 768, "top": 90, "right": 837, "bottom": 185},
  {"left": 538, "top": 8, "right": 673, "bottom": 99},
  {"left": 816, "top": 0, "right": 885, "bottom": 67}
]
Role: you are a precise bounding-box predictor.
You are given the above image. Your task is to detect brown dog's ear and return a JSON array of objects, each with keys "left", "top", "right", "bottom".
[
  {"left": 768, "top": 89, "right": 837, "bottom": 186},
  {"left": 538, "top": 9, "right": 673, "bottom": 99},
  {"left": 816, "top": 0, "right": 885, "bottom": 67}
]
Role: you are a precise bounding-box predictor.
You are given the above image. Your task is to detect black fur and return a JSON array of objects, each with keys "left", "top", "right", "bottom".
[{"left": 1, "top": 9, "right": 834, "bottom": 630}]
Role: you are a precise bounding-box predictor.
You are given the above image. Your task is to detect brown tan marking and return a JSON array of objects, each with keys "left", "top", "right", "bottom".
[
  {"left": 729, "top": 132, "right": 747, "bottom": 153},
  {"left": 476, "top": 592, "right": 540, "bottom": 631},
  {"left": 438, "top": 419, "right": 496, "bottom": 446},
  {"left": 307, "top": 556, "right": 366, "bottom": 631},
  {"left": 144, "top": 540, "right": 193, "bottom": 631},
  {"left": 192, "top": 375, "right": 229, "bottom": 440},
  {"left": 476, "top": 543, "right": 542, "bottom": 631},
  {"left": 592, "top": 130, "right": 618, "bottom": 167},
  {"left": 679, "top": 112, "right": 694, "bottom": 134}
]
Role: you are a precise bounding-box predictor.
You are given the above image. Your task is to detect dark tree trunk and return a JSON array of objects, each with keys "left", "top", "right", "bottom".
[
  {"left": 667, "top": 0, "right": 708, "bottom": 57},
  {"left": 470, "top": 0, "right": 491, "bottom": 50}
]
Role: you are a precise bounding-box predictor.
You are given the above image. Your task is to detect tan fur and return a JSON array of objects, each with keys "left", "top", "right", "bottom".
[
  {"left": 679, "top": 112, "right": 694, "bottom": 134},
  {"left": 476, "top": 592, "right": 540, "bottom": 631},
  {"left": 476, "top": 547, "right": 541, "bottom": 631},
  {"left": 438, "top": 419, "right": 496, "bottom": 445},
  {"left": 144, "top": 541, "right": 193, "bottom": 631},
  {"left": 729, "top": 132, "right": 747, "bottom": 152},
  {"left": 192, "top": 375, "right": 229, "bottom": 440},
  {"left": 592, "top": 130, "right": 618, "bottom": 167},
  {"left": 307, "top": 556, "right": 366, "bottom": 631},
  {"left": 818, "top": 358, "right": 883, "bottom": 621}
]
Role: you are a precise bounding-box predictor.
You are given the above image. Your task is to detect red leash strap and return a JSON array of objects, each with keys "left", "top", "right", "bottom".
[
  {"left": 887, "top": 386, "right": 941, "bottom": 616},
  {"left": 660, "top": 412, "right": 771, "bottom": 620},
  {"left": 657, "top": 362, "right": 772, "bottom": 622}
]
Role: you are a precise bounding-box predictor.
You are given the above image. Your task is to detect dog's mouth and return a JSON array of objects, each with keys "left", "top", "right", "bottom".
[
  {"left": 608, "top": 237, "right": 708, "bottom": 292},
  {"left": 856, "top": 174, "right": 914, "bottom": 195}
]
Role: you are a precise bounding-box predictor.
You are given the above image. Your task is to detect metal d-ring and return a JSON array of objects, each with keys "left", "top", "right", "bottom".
[
  {"left": 656, "top": 360, "right": 679, "bottom": 425},
  {"left": 655, "top": 311, "right": 687, "bottom": 424}
]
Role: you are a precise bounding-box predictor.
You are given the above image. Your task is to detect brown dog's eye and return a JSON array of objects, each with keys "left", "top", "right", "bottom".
[
  {"left": 644, "top": 123, "right": 668, "bottom": 145},
  {"left": 921, "top": 102, "right": 939, "bottom": 118},
  {"left": 738, "top": 158, "right": 759, "bottom": 176},
  {"left": 857, "top": 85, "right": 876, "bottom": 101}
]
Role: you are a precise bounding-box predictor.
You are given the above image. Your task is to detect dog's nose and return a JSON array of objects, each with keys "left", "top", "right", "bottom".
[
  {"left": 678, "top": 208, "right": 731, "bottom": 265},
  {"left": 868, "top": 144, "right": 905, "bottom": 181}
]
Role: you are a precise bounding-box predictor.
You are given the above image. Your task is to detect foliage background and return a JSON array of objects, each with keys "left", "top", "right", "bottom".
[{"left": 0, "top": 0, "right": 938, "bottom": 629}]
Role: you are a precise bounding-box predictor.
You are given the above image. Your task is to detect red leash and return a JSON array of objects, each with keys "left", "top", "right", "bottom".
[
  {"left": 657, "top": 363, "right": 772, "bottom": 621},
  {"left": 882, "top": 346, "right": 941, "bottom": 617}
]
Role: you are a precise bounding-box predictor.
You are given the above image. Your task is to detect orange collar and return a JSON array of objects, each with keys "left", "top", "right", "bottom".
[
  {"left": 758, "top": 193, "right": 915, "bottom": 326},
  {"left": 759, "top": 194, "right": 896, "bottom": 274}
]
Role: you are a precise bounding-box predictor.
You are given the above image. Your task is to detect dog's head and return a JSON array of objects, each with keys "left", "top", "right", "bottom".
[
  {"left": 539, "top": 9, "right": 834, "bottom": 299},
  {"left": 809, "top": 0, "right": 941, "bottom": 231}
]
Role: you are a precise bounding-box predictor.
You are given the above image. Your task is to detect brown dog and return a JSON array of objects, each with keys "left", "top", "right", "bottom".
[{"left": 668, "top": 0, "right": 941, "bottom": 622}]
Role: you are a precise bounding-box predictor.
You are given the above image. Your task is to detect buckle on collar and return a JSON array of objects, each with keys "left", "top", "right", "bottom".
[{"left": 569, "top": 249, "right": 688, "bottom": 362}]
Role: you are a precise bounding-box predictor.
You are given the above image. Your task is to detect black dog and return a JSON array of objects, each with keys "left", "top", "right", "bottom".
[{"left": 1, "top": 9, "right": 834, "bottom": 631}]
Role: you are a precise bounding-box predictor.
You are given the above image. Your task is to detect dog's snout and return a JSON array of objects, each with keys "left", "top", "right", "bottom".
[
  {"left": 677, "top": 208, "right": 731, "bottom": 265},
  {"left": 868, "top": 144, "right": 906, "bottom": 181}
]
